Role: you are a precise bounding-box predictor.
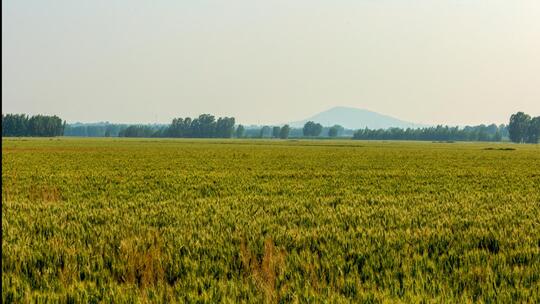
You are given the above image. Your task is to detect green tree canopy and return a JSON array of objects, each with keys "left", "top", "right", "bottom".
[
  {"left": 272, "top": 126, "right": 281, "bottom": 138},
  {"left": 279, "top": 125, "right": 290, "bottom": 139},
  {"left": 508, "top": 112, "right": 531, "bottom": 143},
  {"left": 328, "top": 125, "right": 344, "bottom": 137},
  {"left": 303, "top": 121, "right": 323, "bottom": 137},
  {"left": 527, "top": 116, "right": 540, "bottom": 144},
  {"left": 235, "top": 125, "right": 245, "bottom": 138}
]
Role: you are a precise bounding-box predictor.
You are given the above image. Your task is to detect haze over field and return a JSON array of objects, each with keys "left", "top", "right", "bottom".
[{"left": 2, "top": 1, "right": 540, "bottom": 126}]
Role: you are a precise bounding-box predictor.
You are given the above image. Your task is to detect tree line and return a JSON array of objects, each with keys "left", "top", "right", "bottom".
[
  {"left": 2, "top": 114, "right": 65, "bottom": 137},
  {"left": 353, "top": 124, "right": 506, "bottom": 142},
  {"left": 350, "top": 112, "right": 539, "bottom": 143},
  {"left": 64, "top": 115, "right": 236, "bottom": 138},
  {"left": 3, "top": 112, "right": 539, "bottom": 143}
]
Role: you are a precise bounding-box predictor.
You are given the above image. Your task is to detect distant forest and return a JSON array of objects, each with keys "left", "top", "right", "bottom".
[{"left": 2, "top": 112, "right": 539, "bottom": 143}]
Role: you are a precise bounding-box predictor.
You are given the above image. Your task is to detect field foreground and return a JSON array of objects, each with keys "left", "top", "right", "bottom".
[{"left": 2, "top": 138, "right": 540, "bottom": 302}]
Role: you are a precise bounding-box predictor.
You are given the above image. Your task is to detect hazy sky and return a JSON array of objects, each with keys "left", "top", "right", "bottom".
[{"left": 2, "top": 1, "right": 539, "bottom": 125}]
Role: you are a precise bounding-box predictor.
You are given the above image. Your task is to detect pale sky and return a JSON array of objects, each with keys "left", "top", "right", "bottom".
[{"left": 2, "top": 0, "right": 540, "bottom": 125}]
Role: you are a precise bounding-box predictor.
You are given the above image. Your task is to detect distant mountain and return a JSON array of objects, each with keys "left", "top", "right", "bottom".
[{"left": 288, "top": 106, "right": 425, "bottom": 130}]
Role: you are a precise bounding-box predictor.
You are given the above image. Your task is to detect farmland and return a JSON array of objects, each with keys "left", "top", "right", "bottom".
[{"left": 2, "top": 138, "right": 540, "bottom": 302}]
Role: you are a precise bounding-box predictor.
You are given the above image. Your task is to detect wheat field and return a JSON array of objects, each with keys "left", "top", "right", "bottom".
[{"left": 2, "top": 138, "right": 540, "bottom": 302}]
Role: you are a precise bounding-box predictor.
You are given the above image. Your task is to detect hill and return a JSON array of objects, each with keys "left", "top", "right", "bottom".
[{"left": 288, "top": 106, "right": 424, "bottom": 129}]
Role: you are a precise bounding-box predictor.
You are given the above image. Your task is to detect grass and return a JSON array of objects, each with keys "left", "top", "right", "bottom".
[{"left": 2, "top": 138, "right": 540, "bottom": 302}]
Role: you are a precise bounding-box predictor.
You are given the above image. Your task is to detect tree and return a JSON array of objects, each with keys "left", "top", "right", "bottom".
[
  {"left": 499, "top": 124, "right": 509, "bottom": 139},
  {"left": 192, "top": 114, "right": 216, "bottom": 138},
  {"left": 279, "top": 125, "right": 290, "bottom": 139},
  {"left": 235, "top": 125, "right": 245, "bottom": 138},
  {"left": 216, "top": 117, "right": 235, "bottom": 138},
  {"left": 182, "top": 117, "right": 193, "bottom": 137},
  {"left": 120, "top": 125, "right": 155, "bottom": 137},
  {"left": 508, "top": 112, "right": 531, "bottom": 143},
  {"left": 493, "top": 130, "right": 502, "bottom": 142},
  {"left": 259, "top": 126, "right": 271, "bottom": 138},
  {"left": 328, "top": 125, "right": 344, "bottom": 137},
  {"left": 303, "top": 121, "right": 323, "bottom": 137},
  {"left": 167, "top": 118, "right": 179, "bottom": 137},
  {"left": 527, "top": 116, "right": 540, "bottom": 144},
  {"left": 272, "top": 126, "right": 281, "bottom": 138},
  {"left": 168, "top": 117, "right": 190, "bottom": 137},
  {"left": 313, "top": 123, "right": 323, "bottom": 137}
]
